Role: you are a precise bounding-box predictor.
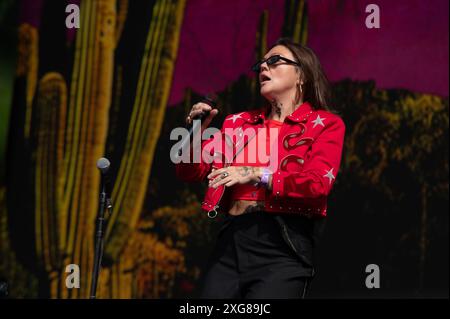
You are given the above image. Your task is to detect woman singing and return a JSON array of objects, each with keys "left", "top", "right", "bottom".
[{"left": 175, "top": 38, "right": 345, "bottom": 298}]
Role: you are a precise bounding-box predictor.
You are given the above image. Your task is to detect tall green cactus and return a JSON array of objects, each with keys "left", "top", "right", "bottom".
[
  {"left": 34, "top": 72, "right": 68, "bottom": 295},
  {"left": 31, "top": 0, "right": 116, "bottom": 298},
  {"left": 6, "top": 0, "right": 186, "bottom": 298},
  {"left": 104, "top": 0, "right": 186, "bottom": 263}
]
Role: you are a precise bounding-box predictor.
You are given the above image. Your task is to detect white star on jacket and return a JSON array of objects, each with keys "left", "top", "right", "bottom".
[
  {"left": 312, "top": 114, "right": 326, "bottom": 128},
  {"left": 226, "top": 112, "right": 244, "bottom": 123},
  {"left": 323, "top": 168, "right": 335, "bottom": 184}
]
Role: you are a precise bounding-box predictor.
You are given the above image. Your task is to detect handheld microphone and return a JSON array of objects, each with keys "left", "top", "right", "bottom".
[{"left": 178, "top": 94, "right": 218, "bottom": 156}]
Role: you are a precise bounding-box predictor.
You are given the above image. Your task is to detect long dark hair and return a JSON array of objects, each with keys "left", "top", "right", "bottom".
[{"left": 268, "top": 38, "right": 337, "bottom": 114}]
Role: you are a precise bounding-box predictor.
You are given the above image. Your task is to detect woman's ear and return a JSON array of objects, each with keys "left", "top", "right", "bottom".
[
  {"left": 297, "top": 72, "right": 303, "bottom": 84},
  {"left": 299, "top": 74, "right": 305, "bottom": 85}
]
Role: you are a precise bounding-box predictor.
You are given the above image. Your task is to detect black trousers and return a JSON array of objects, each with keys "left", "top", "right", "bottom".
[{"left": 200, "top": 211, "right": 319, "bottom": 299}]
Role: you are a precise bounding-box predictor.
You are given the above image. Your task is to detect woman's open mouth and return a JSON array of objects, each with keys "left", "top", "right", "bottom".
[
  {"left": 260, "top": 74, "right": 271, "bottom": 84},
  {"left": 260, "top": 75, "right": 270, "bottom": 85}
]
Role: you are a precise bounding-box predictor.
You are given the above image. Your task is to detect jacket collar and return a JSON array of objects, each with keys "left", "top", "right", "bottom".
[
  {"left": 239, "top": 105, "right": 269, "bottom": 124},
  {"left": 285, "top": 101, "right": 314, "bottom": 123},
  {"left": 241, "top": 101, "right": 314, "bottom": 124}
]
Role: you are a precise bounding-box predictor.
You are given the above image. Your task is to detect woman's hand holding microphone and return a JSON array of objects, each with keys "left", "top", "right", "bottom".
[{"left": 186, "top": 102, "right": 219, "bottom": 132}]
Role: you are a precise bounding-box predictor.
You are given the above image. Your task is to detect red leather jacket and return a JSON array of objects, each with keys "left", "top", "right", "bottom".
[{"left": 175, "top": 101, "right": 345, "bottom": 219}]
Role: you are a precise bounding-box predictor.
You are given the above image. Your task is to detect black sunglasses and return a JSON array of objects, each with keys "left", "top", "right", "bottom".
[{"left": 251, "top": 54, "right": 300, "bottom": 73}]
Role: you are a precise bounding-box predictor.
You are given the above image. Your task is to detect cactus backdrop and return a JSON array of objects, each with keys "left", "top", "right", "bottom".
[
  {"left": 2, "top": 0, "right": 187, "bottom": 298},
  {"left": 0, "top": 0, "right": 448, "bottom": 298}
]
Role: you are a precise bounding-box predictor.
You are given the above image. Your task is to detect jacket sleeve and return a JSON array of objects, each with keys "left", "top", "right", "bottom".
[
  {"left": 271, "top": 115, "right": 345, "bottom": 199},
  {"left": 175, "top": 148, "right": 211, "bottom": 183}
]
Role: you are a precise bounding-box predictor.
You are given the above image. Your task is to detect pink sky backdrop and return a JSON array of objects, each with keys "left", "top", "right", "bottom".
[
  {"left": 19, "top": 0, "right": 43, "bottom": 27},
  {"left": 308, "top": 0, "right": 449, "bottom": 97},
  {"left": 18, "top": 0, "right": 449, "bottom": 105},
  {"left": 168, "top": 0, "right": 449, "bottom": 105}
]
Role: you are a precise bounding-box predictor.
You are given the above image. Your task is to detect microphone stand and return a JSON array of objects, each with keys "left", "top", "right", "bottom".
[{"left": 89, "top": 172, "right": 111, "bottom": 299}]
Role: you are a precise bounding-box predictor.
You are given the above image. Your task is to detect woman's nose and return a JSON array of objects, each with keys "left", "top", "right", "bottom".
[{"left": 260, "top": 62, "right": 269, "bottom": 72}]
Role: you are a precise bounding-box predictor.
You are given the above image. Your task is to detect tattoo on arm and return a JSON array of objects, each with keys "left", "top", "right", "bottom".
[{"left": 238, "top": 166, "right": 255, "bottom": 177}]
